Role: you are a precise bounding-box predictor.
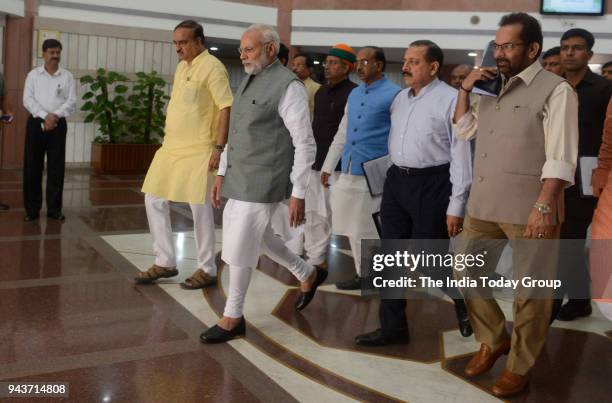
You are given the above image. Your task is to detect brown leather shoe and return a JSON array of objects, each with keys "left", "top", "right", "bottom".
[
  {"left": 491, "top": 368, "right": 529, "bottom": 397},
  {"left": 465, "top": 340, "right": 511, "bottom": 377}
]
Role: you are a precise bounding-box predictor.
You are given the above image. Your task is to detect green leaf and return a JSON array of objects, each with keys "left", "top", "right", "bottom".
[
  {"left": 91, "top": 82, "right": 101, "bottom": 91},
  {"left": 115, "top": 85, "right": 128, "bottom": 93},
  {"left": 80, "top": 75, "right": 94, "bottom": 84},
  {"left": 97, "top": 67, "right": 106, "bottom": 76},
  {"left": 82, "top": 91, "right": 94, "bottom": 100},
  {"left": 81, "top": 101, "right": 94, "bottom": 111},
  {"left": 84, "top": 113, "right": 96, "bottom": 123}
]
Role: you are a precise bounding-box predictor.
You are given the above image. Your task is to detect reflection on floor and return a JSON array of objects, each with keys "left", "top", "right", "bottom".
[{"left": 1, "top": 168, "right": 610, "bottom": 402}]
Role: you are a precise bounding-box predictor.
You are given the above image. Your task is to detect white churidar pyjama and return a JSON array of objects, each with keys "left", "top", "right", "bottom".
[
  {"left": 222, "top": 199, "right": 314, "bottom": 318},
  {"left": 145, "top": 193, "right": 217, "bottom": 275}
]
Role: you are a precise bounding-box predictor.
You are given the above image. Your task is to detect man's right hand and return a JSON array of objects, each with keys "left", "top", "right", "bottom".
[
  {"left": 211, "top": 176, "right": 224, "bottom": 209},
  {"left": 321, "top": 172, "right": 331, "bottom": 188},
  {"left": 461, "top": 67, "right": 498, "bottom": 91},
  {"left": 43, "top": 114, "right": 58, "bottom": 131}
]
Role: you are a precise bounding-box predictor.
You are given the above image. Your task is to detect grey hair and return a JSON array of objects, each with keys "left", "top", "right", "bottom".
[{"left": 245, "top": 24, "right": 280, "bottom": 56}]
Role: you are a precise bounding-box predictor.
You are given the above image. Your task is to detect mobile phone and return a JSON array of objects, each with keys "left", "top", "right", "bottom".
[
  {"left": 474, "top": 41, "right": 502, "bottom": 96},
  {"left": 0, "top": 114, "right": 13, "bottom": 123}
]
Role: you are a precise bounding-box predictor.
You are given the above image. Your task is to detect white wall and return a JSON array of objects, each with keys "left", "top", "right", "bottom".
[
  {"left": 0, "top": 0, "right": 24, "bottom": 17},
  {"left": 292, "top": 10, "right": 612, "bottom": 55},
  {"left": 38, "top": 0, "right": 276, "bottom": 41}
]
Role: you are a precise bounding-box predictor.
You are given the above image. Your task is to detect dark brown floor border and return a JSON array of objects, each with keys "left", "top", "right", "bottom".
[
  {"left": 204, "top": 257, "right": 405, "bottom": 403},
  {"left": 84, "top": 235, "right": 298, "bottom": 403}
]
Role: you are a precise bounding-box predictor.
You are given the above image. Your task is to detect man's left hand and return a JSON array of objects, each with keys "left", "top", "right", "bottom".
[
  {"left": 208, "top": 149, "right": 221, "bottom": 171},
  {"left": 288, "top": 196, "right": 305, "bottom": 228},
  {"left": 447, "top": 215, "right": 464, "bottom": 238},
  {"left": 523, "top": 206, "right": 556, "bottom": 239}
]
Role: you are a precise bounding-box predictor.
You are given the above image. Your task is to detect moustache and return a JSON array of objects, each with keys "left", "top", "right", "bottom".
[
  {"left": 402, "top": 72, "right": 412, "bottom": 77},
  {"left": 495, "top": 58, "right": 510, "bottom": 65}
]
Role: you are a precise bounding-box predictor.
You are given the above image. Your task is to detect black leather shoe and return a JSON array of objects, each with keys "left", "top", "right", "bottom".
[
  {"left": 24, "top": 213, "right": 39, "bottom": 222},
  {"left": 335, "top": 275, "right": 365, "bottom": 290},
  {"left": 0, "top": 202, "right": 9, "bottom": 211},
  {"left": 295, "top": 267, "right": 328, "bottom": 311},
  {"left": 47, "top": 212, "right": 66, "bottom": 221},
  {"left": 556, "top": 300, "right": 592, "bottom": 321},
  {"left": 355, "top": 328, "right": 410, "bottom": 347},
  {"left": 200, "top": 317, "right": 246, "bottom": 344},
  {"left": 454, "top": 299, "right": 473, "bottom": 337}
]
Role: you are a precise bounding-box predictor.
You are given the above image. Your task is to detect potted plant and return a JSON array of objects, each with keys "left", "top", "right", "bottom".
[{"left": 81, "top": 69, "right": 169, "bottom": 174}]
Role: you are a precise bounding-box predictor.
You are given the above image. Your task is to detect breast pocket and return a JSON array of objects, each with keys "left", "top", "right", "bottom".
[
  {"left": 501, "top": 105, "right": 544, "bottom": 176},
  {"left": 182, "top": 80, "right": 200, "bottom": 104}
]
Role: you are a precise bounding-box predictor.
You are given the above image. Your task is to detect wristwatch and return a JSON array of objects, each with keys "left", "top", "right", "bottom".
[
  {"left": 534, "top": 202, "right": 552, "bottom": 214},
  {"left": 214, "top": 144, "right": 224, "bottom": 152}
]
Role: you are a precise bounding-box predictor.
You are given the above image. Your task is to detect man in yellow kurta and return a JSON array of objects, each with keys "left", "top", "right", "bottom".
[{"left": 136, "top": 20, "right": 232, "bottom": 289}]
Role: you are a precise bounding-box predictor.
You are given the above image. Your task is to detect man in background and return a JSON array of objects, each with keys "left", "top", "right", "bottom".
[
  {"left": 542, "top": 46, "right": 564, "bottom": 76},
  {"left": 555, "top": 28, "right": 612, "bottom": 321},
  {"left": 292, "top": 53, "right": 321, "bottom": 119},
  {"left": 449, "top": 64, "right": 472, "bottom": 89},
  {"left": 23, "top": 39, "right": 76, "bottom": 222},
  {"left": 602, "top": 61, "right": 612, "bottom": 80},
  {"left": 305, "top": 44, "right": 357, "bottom": 271}
]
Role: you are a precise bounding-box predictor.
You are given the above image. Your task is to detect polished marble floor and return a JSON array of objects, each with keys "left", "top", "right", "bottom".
[{"left": 1, "top": 168, "right": 610, "bottom": 402}]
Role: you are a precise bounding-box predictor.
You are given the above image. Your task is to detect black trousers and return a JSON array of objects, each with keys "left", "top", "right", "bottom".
[
  {"left": 378, "top": 164, "right": 459, "bottom": 336},
  {"left": 555, "top": 187, "right": 596, "bottom": 301},
  {"left": 23, "top": 116, "right": 67, "bottom": 216}
]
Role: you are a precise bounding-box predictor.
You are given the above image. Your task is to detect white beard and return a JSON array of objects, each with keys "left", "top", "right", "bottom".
[{"left": 243, "top": 53, "right": 272, "bottom": 75}]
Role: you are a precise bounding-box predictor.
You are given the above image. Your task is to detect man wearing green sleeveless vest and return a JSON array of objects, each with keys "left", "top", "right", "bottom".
[
  {"left": 453, "top": 13, "right": 578, "bottom": 397},
  {"left": 200, "top": 24, "right": 327, "bottom": 344}
]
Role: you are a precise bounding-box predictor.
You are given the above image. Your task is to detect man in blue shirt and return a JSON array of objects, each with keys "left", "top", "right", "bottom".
[
  {"left": 321, "top": 47, "right": 400, "bottom": 290},
  {"left": 355, "top": 40, "right": 473, "bottom": 346}
]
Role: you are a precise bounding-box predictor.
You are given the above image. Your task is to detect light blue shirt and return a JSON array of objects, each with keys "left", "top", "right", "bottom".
[{"left": 388, "top": 78, "right": 472, "bottom": 217}]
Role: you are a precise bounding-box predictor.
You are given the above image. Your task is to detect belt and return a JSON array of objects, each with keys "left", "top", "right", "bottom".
[{"left": 393, "top": 163, "right": 450, "bottom": 176}]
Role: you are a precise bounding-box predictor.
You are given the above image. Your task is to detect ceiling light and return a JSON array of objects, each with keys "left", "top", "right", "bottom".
[
  {"left": 468, "top": 52, "right": 478, "bottom": 57},
  {"left": 210, "top": 46, "right": 218, "bottom": 51},
  {"left": 313, "top": 60, "right": 320, "bottom": 65}
]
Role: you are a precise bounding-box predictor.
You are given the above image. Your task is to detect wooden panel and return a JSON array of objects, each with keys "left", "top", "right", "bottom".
[
  {"left": 97, "top": 36, "right": 107, "bottom": 69},
  {"left": 90, "top": 143, "right": 161, "bottom": 173},
  {"left": 73, "top": 122, "right": 85, "bottom": 162},
  {"left": 32, "top": 30, "right": 38, "bottom": 68},
  {"left": 77, "top": 34, "right": 88, "bottom": 70},
  {"left": 87, "top": 36, "right": 98, "bottom": 71},
  {"left": 107, "top": 37, "right": 117, "bottom": 71},
  {"left": 152, "top": 41, "right": 163, "bottom": 74},
  {"left": 125, "top": 39, "right": 136, "bottom": 73},
  {"left": 143, "top": 41, "right": 154, "bottom": 72},
  {"left": 162, "top": 42, "right": 172, "bottom": 76},
  {"left": 0, "top": 26, "right": 4, "bottom": 68},
  {"left": 134, "top": 40, "right": 144, "bottom": 72},
  {"left": 116, "top": 38, "right": 127, "bottom": 73},
  {"left": 68, "top": 33, "right": 79, "bottom": 70},
  {"left": 60, "top": 32, "right": 69, "bottom": 66},
  {"left": 83, "top": 123, "right": 94, "bottom": 162},
  {"left": 65, "top": 123, "right": 75, "bottom": 163}
]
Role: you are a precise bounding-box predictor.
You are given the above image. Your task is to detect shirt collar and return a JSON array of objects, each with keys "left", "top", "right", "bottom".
[
  {"left": 189, "top": 49, "right": 209, "bottom": 67},
  {"left": 38, "top": 65, "right": 62, "bottom": 77},
  {"left": 505, "top": 61, "right": 542, "bottom": 87},
  {"left": 363, "top": 75, "right": 387, "bottom": 90},
  {"left": 407, "top": 78, "right": 440, "bottom": 99}
]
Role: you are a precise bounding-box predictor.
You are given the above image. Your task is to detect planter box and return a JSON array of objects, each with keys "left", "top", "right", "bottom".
[{"left": 91, "top": 143, "right": 161, "bottom": 174}]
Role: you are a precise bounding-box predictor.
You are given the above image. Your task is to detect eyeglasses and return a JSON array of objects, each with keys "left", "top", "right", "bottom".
[
  {"left": 492, "top": 42, "right": 524, "bottom": 52},
  {"left": 238, "top": 41, "right": 272, "bottom": 55},
  {"left": 322, "top": 59, "right": 341, "bottom": 67},
  {"left": 356, "top": 59, "right": 374, "bottom": 67}
]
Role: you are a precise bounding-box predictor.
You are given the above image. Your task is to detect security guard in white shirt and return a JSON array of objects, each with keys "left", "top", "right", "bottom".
[{"left": 22, "top": 39, "right": 76, "bottom": 222}]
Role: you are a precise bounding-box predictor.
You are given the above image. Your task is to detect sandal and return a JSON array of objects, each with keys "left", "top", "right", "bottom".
[
  {"left": 180, "top": 269, "right": 217, "bottom": 289},
  {"left": 134, "top": 265, "right": 178, "bottom": 284}
]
